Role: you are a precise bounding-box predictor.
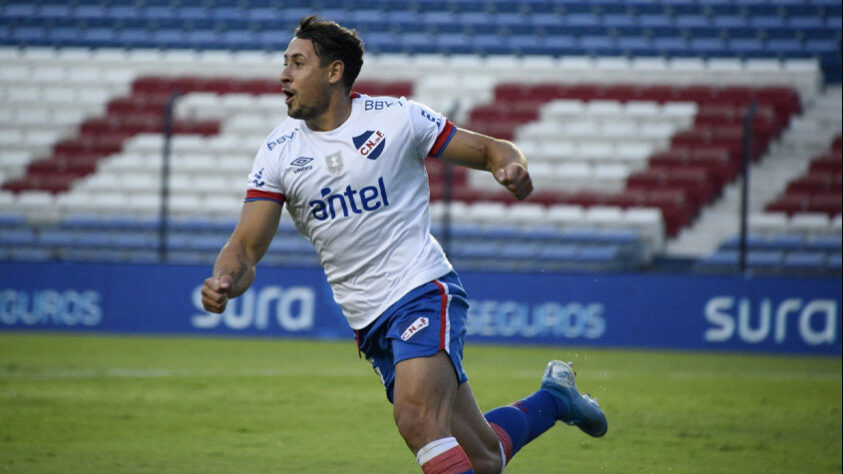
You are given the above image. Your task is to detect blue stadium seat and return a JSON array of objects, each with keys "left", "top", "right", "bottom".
[
  {"left": 112, "top": 233, "right": 158, "bottom": 251},
  {"left": 750, "top": 16, "right": 787, "bottom": 29},
  {"left": 826, "top": 253, "right": 842, "bottom": 272},
  {"left": 493, "top": 13, "right": 532, "bottom": 35},
  {"left": 629, "top": 2, "right": 665, "bottom": 16},
  {"left": 653, "top": 36, "right": 689, "bottom": 54},
  {"left": 745, "top": 4, "right": 781, "bottom": 17},
  {"left": 522, "top": 0, "right": 558, "bottom": 14},
  {"left": 72, "top": 232, "right": 114, "bottom": 249},
  {"left": 347, "top": 9, "right": 390, "bottom": 33},
  {"left": 11, "top": 26, "right": 49, "bottom": 45},
  {"left": 422, "top": 11, "right": 463, "bottom": 34},
  {"left": 689, "top": 36, "right": 729, "bottom": 56},
  {"left": 560, "top": 227, "right": 605, "bottom": 245},
  {"left": 787, "top": 15, "right": 826, "bottom": 29},
  {"left": 747, "top": 250, "right": 785, "bottom": 268},
  {"left": 543, "top": 35, "right": 583, "bottom": 55},
  {"left": 577, "top": 245, "right": 622, "bottom": 266},
  {"left": 670, "top": 4, "right": 706, "bottom": 15},
  {"left": 782, "top": 251, "right": 827, "bottom": 271},
  {"left": 566, "top": 13, "right": 601, "bottom": 27},
  {"left": 674, "top": 14, "right": 711, "bottom": 28},
  {"left": 436, "top": 33, "right": 473, "bottom": 54},
  {"left": 82, "top": 28, "right": 118, "bottom": 46},
  {"left": 720, "top": 234, "right": 764, "bottom": 250},
  {"left": 458, "top": 12, "right": 495, "bottom": 29},
  {"left": 142, "top": 6, "right": 178, "bottom": 21},
  {"left": 520, "top": 226, "right": 565, "bottom": 242},
  {"left": 537, "top": 244, "right": 579, "bottom": 262},
  {"left": 805, "top": 38, "right": 840, "bottom": 54},
  {"left": 709, "top": 4, "right": 743, "bottom": 16},
  {"left": 593, "top": 1, "right": 628, "bottom": 15},
  {"left": 722, "top": 26, "right": 759, "bottom": 38},
  {"left": 471, "top": 34, "right": 510, "bottom": 55},
  {"left": 638, "top": 14, "right": 673, "bottom": 28},
  {"left": 765, "top": 38, "right": 805, "bottom": 55},
  {"left": 151, "top": 29, "right": 186, "bottom": 49},
  {"left": 222, "top": 30, "right": 261, "bottom": 50},
  {"left": 711, "top": 15, "right": 748, "bottom": 29},
  {"left": 764, "top": 234, "right": 808, "bottom": 251},
  {"left": 36, "top": 230, "right": 76, "bottom": 248},
  {"left": 808, "top": 235, "right": 843, "bottom": 252},
  {"left": 602, "top": 14, "right": 637, "bottom": 27},
  {"left": 10, "top": 248, "right": 53, "bottom": 262},
  {"left": 580, "top": 35, "right": 618, "bottom": 55},
  {"left": 498, "top": 243, "right": 540, "bottom": 260},
  {"left": 618, "top": 36, "right": 656, "bottom": 54},
  {"left": 75, "top": 5, "right": 108, "bottom": 21},
  {"left": 211, "top": 7, "right": 243, "bottom": 22},
  {"left": 728, "top": 37, "right": 766, "bottom": 55},
  {"left": 489, "top": 0, "right": 524, "bottom": 14},
  {"left": 451, "top": 241, "right": 499, "bottom": 260},
  {"left": 37, "top": 4, "right": 73, "bottom": 20},
  {"left": 0, "top": 212, "right": 26, "bottom": 230},
  {"left": 48, "top": 27, "right": 83, "bottom": 46},
  {"left": 2, "top": 3, "right": 37, "bottom": 18},
  {"left": 509, "top": 34, "right": 544, "bottom": 55},
  {"left": 399, "top": 32, "right": 439, "bottom": 54}
]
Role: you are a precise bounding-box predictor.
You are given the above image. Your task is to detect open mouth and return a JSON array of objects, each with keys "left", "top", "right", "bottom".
[{"left": 283, "top": 89, "right": 294, "bottom": 105}]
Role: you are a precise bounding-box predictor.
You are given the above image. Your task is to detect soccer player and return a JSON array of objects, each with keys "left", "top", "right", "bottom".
[{"left": 201, "top": 16, "right": 607, "bottom": 474}]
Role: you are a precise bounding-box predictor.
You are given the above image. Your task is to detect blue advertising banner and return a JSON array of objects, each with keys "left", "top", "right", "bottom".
[{"left": 1, "top": 262, "right": 840, "bottom": 355}]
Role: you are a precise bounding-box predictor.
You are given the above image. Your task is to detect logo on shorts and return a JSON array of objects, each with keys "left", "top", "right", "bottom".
[
  {"left": 352, "top": 130, "right": 386, "bottom": 160},
  {"left": 401, "top": 316, "right": 429, "bottom": 341}
]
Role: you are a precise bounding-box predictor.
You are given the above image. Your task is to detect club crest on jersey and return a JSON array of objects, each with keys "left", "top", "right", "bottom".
[
  {"left": 352, "top": 130, "right": 386, "bottom": 160},
  {"left": 325, "top": 151, "right": 344, "bottom": 176}
]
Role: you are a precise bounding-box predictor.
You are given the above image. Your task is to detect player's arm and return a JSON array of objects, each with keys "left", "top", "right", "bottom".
[
  {"left": 437, "top": 128, "right": 533, "bottom": 200},
  {"left": 201, "top": 200, "right": 282, "bottom": 313}
]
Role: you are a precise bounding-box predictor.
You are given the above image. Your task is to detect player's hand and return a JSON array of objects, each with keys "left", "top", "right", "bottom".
[
  {"left": 494, "top": 163, "right": 533, "bottom": 200},
  {"left": 201, "top": 275, "right": 232, "bottom": 313}
]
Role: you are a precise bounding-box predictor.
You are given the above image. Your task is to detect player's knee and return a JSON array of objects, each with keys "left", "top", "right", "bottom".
[
  {"left": 394, "top": 401, "right": 448, "bottom": 450},
  {"left": 467, "top": 449, "right": 502, "bottom": 474}
]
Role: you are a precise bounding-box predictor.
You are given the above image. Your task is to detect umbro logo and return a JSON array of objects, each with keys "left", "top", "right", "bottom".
[
  {"left": 291, "top": 157, "right": 313, "bottom": 167},
  {"left": 291, "top": 156, "right": 314, "bottom": 174}
]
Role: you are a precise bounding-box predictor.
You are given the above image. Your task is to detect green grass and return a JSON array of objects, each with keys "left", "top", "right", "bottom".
[{"left": 0, "top": 333, "right": 840, "bottom": 473}]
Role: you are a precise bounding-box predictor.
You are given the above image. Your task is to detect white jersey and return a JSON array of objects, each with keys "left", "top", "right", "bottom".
[{"left": 245, "top": 94, "right": 456, "bottom": 330}]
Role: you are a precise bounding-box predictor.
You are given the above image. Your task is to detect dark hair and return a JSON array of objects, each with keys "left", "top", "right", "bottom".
[{"left": 295, "top": 15, "right": 364, "bottom": 91}]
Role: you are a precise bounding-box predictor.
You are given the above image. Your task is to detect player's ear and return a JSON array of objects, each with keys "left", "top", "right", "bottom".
[{"left": 327, "top": 59, "right": 345, "bottom": 86}]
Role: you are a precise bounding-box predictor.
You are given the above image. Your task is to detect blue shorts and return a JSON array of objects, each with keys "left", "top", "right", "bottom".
[{"left": 356, "top": 271, "right": 469, "bottom": 403}]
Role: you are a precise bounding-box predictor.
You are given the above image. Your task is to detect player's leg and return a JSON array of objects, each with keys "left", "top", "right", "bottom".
[
  {"left": 393, "top": 352, "right": 474, "bottom": 473},
  {"left": 359, "top": 272, "right": 477, "bottom": 473},
  {"left": 392, "top": 352, "right": 457, "bottom": 451},
  {"left": 449, "top": 382, "right": 505, "bottom": 474},
  {"left": 454, "top": 360, "right": 608, "bottom": 470}
]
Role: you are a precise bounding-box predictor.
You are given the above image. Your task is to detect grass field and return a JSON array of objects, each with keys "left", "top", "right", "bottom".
[{"left": 0, "top": 333, "right": 840, "bottom": 473}]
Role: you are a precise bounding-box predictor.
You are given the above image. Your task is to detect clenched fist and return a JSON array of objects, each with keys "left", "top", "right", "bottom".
[
  {"left": 201, "top": 275, "right": 233, "bottom": 313},
  {"left": 494, "top": 163, "right": 533, "bottom": 200}
]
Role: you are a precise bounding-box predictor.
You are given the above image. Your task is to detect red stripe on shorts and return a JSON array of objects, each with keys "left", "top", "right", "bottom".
[{"left": 433, "top": 280, "right": 448, "bottom": 352}]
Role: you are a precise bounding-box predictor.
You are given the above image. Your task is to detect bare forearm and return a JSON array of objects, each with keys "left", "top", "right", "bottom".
[
  {"left": 440, "top": 129, "right": 526, "bottom": 173},
  {"left": 213, "top": 241, "right": 257, "bottom": 298},
  {"left": 484, "top": 138, "right": 527, "bottom": 174}
]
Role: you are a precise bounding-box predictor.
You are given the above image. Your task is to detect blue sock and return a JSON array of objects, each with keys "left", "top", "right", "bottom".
[{"left": 484, "top": 389, "right": 567, "bottom": 462}]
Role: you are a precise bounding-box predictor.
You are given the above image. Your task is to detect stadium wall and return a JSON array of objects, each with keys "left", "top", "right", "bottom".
[{"left": 0, "top": 262, "right": 840, "bottom": 356}]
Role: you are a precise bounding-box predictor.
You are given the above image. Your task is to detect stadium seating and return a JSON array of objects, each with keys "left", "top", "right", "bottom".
[{"left": 1, "top": 0, "right": 841, "bottom": 274}]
